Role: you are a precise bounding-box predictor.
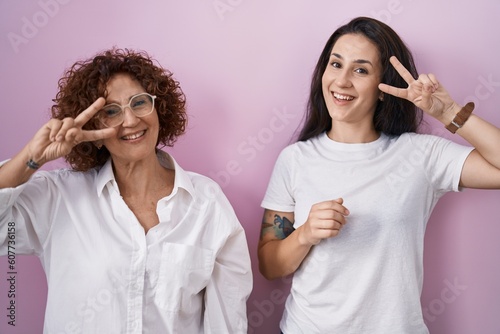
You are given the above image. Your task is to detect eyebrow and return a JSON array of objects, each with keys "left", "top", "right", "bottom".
[{"left": 331, "top": 53, "right": 373, "bottom": 66}]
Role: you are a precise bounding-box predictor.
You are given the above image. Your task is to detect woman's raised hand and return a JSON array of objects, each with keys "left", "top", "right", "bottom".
[
  {"left": 28, "top": 97, "right": 116, "bottom": 165},
  {"left": 378, "top": 56, "right": 460, "bottom": 122}
]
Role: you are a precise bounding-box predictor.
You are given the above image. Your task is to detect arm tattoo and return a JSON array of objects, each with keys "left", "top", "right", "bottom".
[{"left": 260, "top": 214, "right": 295, "bottom": 240}]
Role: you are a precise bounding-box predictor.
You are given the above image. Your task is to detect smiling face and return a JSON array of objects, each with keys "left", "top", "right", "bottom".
[
  {"left": 322, "top": 33, "right": 383, "bottom": 135},
  {"left": 101, "top": 73, "right": 160, "bottom": 165}
]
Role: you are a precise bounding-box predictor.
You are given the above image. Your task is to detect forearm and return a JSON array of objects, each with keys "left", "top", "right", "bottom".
[
  {"left": 440, "top": 104, "right": 500, "bottom": 168},
  {"left": 0, "top": 145, "right": 39, "bottom": 189},
  {"left": 457, "top": 115, "right": 500, "bottom": 168},
  {"left": 258, "top": 225, "right": 313, "bottom": 280}
]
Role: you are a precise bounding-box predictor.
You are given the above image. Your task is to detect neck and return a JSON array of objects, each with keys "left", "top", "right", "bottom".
[
  {"left": 328, "top": 121, "right": 379, "bottom": 143},
  {"left": 113, "top": 154, "right": 172, "bottom": 198}
]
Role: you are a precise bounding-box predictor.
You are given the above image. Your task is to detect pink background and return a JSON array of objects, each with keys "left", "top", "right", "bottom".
[{"left": 1, "top": 0, "right": 500, "bottom": 333}]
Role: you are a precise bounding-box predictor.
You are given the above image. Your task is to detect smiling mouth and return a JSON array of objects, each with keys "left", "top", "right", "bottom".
[
  {"left": 333, "top": 92, "right": 354, "bottom": 101},
  {"left": 121, "top": 130, "right": 146, "bottom": 140}
]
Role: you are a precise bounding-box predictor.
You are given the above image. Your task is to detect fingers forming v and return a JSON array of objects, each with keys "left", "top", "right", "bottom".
[
  {"left": 74, "top": 97, "right": 106, "bottom": 128},
  {"left": 389, "top": 56, "right": 415, "bottom": 84},
  {"left": 378, "top": 56, "right": 416, "bottom": 100},
  {"left": 72, "top": 97, "right": 117, "bottom": 143},
  {"left": 47, "top": 118, "right": 64, "bottom": 142}
]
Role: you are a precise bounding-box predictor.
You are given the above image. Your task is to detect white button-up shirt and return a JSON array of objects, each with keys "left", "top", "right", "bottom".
[{"left": 0, "top": 151, "right": 252, "bottom": 333}]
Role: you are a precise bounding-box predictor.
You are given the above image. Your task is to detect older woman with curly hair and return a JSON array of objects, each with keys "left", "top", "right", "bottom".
[{"left": 0, "top": 48, "right": 252, "bottom": 333}]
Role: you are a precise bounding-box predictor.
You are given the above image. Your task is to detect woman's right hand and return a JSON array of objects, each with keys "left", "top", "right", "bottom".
[
  {"left": 27, "top": 97, "right": 116, "bottom": 166},
  {"left": 298, "top": 198, "right": 350, "bottom": 246},
  {"left": 258, "top": 200, "right": 349, "bottom": 279}
]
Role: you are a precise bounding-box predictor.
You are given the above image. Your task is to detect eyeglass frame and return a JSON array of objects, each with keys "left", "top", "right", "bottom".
[{"left": 96, "top": 92, "right": 157, "bottom": 128}]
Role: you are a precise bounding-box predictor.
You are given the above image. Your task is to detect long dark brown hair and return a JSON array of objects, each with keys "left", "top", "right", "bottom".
[
  {"left": 51, "top": 48, "right": 187, "bottom": 171},
  {"left": 298, "top": 17, "right": 422, "bottom": 142}
]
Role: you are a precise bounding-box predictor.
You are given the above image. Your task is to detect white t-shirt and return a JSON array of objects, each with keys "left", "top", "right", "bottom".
[
  {"left": 0, "top": 151, "right": 252, "bottom": 334},
  {"left": 261, "top": 132, "right": 473, "bottom": 334}
]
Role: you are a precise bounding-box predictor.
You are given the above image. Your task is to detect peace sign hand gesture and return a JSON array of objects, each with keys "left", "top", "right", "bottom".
[
  {"left": 28, "top": 97, "right": 116, "bottom": 166},
  {"left": 378, "top": 56, "right": 460, "bottom": 123}
]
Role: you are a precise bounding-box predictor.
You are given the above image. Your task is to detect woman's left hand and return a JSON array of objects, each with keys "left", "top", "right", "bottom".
[{"left": 378, "top": 56, "right": 459, "bottom": 122}]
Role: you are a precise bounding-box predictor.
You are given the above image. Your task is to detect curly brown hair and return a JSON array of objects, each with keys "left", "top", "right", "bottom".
[{"left": 51, "top": 48, "right": 187, "bottom": 171}]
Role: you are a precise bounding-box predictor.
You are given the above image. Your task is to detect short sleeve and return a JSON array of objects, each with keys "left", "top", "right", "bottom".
[
  {"left": 261, "top": 145, "right": 296, "bottom": 212},
  {"left": 413, "top": 134, "right": 473, "bottom": 193}
]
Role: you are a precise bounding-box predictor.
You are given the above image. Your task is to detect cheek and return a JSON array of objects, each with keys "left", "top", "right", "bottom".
[
  {"left": 361, "top": 81, "right": 381, "bottom": 101},
  {"left": 372, "top": 86, "right": 383, "bottom": 102},
  {"left": 149, "top": 112, "right": 161, "bottom": 139},
  {"left": 321, "top": 73, "right": 331, "bottom": 97},
  {"left": 153, "top": 113, "right": 161, "bottom": 132},
  {"left": 102, "top": 135, "right": 118, "bottom": 148},
  {"left": 321, "top": 71, "right": 330, "bottom": 87}
]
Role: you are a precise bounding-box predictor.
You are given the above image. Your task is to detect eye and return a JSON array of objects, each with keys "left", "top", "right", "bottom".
[
  {"left": 330, "top": 61, "right": 341, "bottom": 69},
  {"left": 132, "top": 99, "right": 146, "bottom": 108},
  {"left": 131, "top": 96, "right": 148, "bottom": 109},
  {"left": 102, "top": 105, "right": 121, "bottom": 118},
  {"left": 355, "top": 68, "right": 368, "bottom": 74}
]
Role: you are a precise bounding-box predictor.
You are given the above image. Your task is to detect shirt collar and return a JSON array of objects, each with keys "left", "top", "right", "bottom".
[{"left": 95, "top": 150, "right": 195, "bottom": 198}]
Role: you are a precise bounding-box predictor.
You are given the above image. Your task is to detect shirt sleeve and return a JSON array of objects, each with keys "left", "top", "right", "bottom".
[
  {"left": 0, "top": 172, "right": 56, "bottom": 256},
  {"left": 413, "top": 134, "right": 474, "bottom": 193},
  {"left": 261, "top": 145, "right": 296, "bottom": 212},
  {"left": 203, "top": 191, "right": 253, "bottom": 334}
]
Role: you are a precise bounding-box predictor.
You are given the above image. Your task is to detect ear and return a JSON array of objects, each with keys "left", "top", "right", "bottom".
[
  {"left": 94, "top": 140, "right": 103, "bottom": 149},
  {"left": 379, "top": 92, "right": 384, "bottom": 101}
]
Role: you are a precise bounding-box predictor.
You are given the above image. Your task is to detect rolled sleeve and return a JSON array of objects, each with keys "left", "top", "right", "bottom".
[
  {"left": 0, "top": 173, "right": 56, "bottom": 256},
  {"left": 204, "top": 225, "right": 252, "bottom": 334}
]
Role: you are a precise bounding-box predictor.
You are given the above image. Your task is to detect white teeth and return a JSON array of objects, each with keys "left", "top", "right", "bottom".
[
  {"left": 334, "top": 92, "right": 354, "bottom": 101},
  {"left": 123, "top": 131, "right": 145, "bottom": 140}
]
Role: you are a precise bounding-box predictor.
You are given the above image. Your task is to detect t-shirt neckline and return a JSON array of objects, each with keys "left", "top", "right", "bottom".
[{"left": 320, "top": 131, "right": 389, "bottom": 152}]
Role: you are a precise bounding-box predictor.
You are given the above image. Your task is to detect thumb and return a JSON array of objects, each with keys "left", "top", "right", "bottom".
[{"left": 333, "top": 197, "right": 350, "bottom": 216}]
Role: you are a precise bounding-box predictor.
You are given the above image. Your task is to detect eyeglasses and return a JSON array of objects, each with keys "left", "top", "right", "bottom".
[{"left": 96, "top": 93, "right": 157, "bottom": 127}]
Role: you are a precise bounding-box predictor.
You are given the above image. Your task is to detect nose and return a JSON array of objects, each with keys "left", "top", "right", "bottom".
[
  {"left": 335, "top": 69, "right": 352, "bottom": 88},
  {"left": 121, "top": 106, "right": 140, "bottom": 127}
]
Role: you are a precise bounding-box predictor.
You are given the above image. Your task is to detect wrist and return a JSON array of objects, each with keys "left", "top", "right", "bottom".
[
  {"left": 444, "top": 102, "right": 475, "bottom": 134},
  {"left": 20, "top": 145, "right": 44, "bottom": 172},
  {"left": 436, "top": 103, "right": 460, "bottom": 125},
  {"left": 26, "top": 159, "right": 41, "bottom": 170},
  {"left": 296, "top": 225, "right": 307, "bottom": 246},
  {"left": 296, "top": 225, "right": 316, "bottom": 247},
  {"left": 26, "top": 143, "right": 47, "bottom": 169}
]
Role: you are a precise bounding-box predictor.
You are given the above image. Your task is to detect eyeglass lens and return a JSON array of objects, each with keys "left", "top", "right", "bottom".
[{"left": 98, "top": 93, "right": 154, "bottom": 127}]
